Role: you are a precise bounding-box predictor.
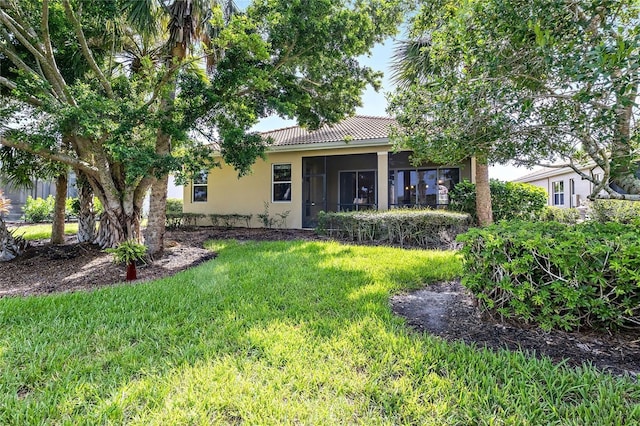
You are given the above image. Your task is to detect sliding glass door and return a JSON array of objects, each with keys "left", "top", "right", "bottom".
[{"left": 339, "top": 170, "right": 376, "bottom": 211}]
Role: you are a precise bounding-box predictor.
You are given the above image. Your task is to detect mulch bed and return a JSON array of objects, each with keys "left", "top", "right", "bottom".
[{"left": 1, "top": 227, "right": 638, "bottom": 380}]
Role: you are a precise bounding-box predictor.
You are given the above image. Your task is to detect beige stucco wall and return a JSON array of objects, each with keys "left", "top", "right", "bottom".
[
  {"left": 183, "top": 145, "right": 473, "bottom": 229},
  {"left": 184, "top": 145, "right": 391, "bottom": 228}
]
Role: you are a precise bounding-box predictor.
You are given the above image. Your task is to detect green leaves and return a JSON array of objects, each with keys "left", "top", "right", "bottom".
[
  {"left": 389, "top": 0, "right": 640, "bottom": 198},
  {"left": 449, "top": 179, "right": 547, "bottom": 223},
  {"left": 104, "top": 239, "right": 147, "bottom": 265},
  {"left": 458, "top": 220, "right": 640, "bottom": 331}
]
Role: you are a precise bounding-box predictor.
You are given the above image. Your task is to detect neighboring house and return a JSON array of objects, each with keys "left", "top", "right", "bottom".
[
  {"left": 512, "top": 164, "right": 605, "bottom": 208},
  {"left": 183, "top": 115, "right": 475, "bottom": 229}
]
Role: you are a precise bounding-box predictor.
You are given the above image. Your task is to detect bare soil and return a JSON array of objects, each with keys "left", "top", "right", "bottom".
[{"left": 1, "top": 227, "right": 638, "bottom": 380}]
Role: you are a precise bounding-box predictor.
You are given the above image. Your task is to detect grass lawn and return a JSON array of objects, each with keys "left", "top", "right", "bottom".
[
  {"left": 0, "top": 239, "right": 638, "bottom": 424},
  {"left": 8, "top": 223, "right": 79, "bottom": 240}
]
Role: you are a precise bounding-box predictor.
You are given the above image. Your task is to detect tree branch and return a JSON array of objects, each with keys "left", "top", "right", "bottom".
[
  {"left": 0, "top": 8, "right": 72, "bottom": 104},
  {"left": 0, "top": 27, "right": 44, "bottom": 80},
  {"left": 0, "top": 77, "right": 44, "bottom": 106},
  {"left": 0, "top": 136, "right": 98, "bottom": 176},
  {"left": 60, "top": 0, "right": 113, "bottom": 99}
]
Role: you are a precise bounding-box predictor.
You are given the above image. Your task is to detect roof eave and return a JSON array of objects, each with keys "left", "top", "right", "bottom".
[
  {"left": 266, "top": 137, "right": 391, "bottom": 152},
  {"left": 512, "top": 163, "right": 601, "bottom": 182}
]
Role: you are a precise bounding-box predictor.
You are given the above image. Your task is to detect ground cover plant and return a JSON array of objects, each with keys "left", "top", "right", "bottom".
[{"left": 0, "top": 239, "right": 638, "bottom": 424}]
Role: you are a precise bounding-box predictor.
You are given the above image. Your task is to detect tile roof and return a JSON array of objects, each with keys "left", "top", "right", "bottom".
[{"left": 261, "top": 115, "right": 396, "bottom": 147}]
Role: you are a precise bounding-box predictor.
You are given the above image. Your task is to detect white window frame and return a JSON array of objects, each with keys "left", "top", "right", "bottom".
[
  {"left": 552, "top": 180, "right": 564, "bottom": 206},
  {"left": 272, "top": 163, "right": 292, "bottom": 203},
  {"left": 192, "top": 171, "right": 208, "bottom": 203}
]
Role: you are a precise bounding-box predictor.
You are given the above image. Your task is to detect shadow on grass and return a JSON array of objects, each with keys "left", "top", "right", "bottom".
[{"left": 0, "top": 240, "right": 637, "bottom": 424}]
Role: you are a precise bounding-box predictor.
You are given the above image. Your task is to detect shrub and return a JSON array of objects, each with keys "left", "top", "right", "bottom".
[
  {"left": 538, "top": 206, "right": 581, "bottom": 224},
  {"left": 66, "top": 196, "right": 104, "bottom": 215},
  {"left": 166, "top": 198, "right": 183, "bottom": 215},
  {"left": 457, "top": 220, "right": 640, "bottom": 331},
  {"left": 590, "top": 199, "right": 640, "bottom": 224},
  {"left": 104, "top": 240, "right": 147, "bottom": 265},
  {"left": 450, "top": 180, "right": 547, "bottom": 223},
  {"left": 22, "top": 195, "right": 55, "bottom": 222},
  {"left": 165, "top": 213, "right": 205, "bottom": 229},
  {"left": 316, "top": 209, "right": 471, "bottom": 249},
  {"left": 208, "top": 213, "right": 252, "bottom": 228}
]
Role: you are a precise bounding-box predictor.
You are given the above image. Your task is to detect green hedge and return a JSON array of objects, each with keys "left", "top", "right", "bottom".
[
  {"left": 457, "top": 221, "right": 640, "bottom": 331},
  {"left": 22, "top": 195, "right": 55, "bottom": 222},
  {"left": 449, "top": 180, "right": 547, "bottom": 223},
  {"left": 538, "top": 206, "right": 581, "bottom": 224},
  {"left": 316, "top": 209, "right": 471, "bottom": 249},
  {"left": 590, "top": 199, "right": 640, "bottom": 224},
  {"left": 166, "top": 198, "right": 183, "bottom": 215}
]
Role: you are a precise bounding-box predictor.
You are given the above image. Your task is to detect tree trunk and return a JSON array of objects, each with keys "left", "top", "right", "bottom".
[
  {"left": 0, "top": 218, "right": 28, "bottom": 261},
  {"left": 475, "top": 159, "right": 493, "bottom": 226},
  {"left": 76, "top": 172, "right": 96, "bottom": 243},
  {"left": 51, "top": 172, "right": 68, "bottom": 245},
  {"left": 94, "top": 207, "right": 141, "bottom": 248},
  {"left": 143, "top": 174, "right": 168, "bottom": 257}
]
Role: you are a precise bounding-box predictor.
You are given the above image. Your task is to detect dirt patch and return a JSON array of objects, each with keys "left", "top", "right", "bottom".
[
  {"left": 1, "top": 227, "right": 638, "bottom": 380},
  {"left": 391, "top": 281, "right": 640, "bottom": 379}
]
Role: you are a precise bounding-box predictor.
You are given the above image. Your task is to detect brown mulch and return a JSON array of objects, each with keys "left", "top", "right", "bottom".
[{"left": 1, "top": 227, "right": 638, "bottom": 380}]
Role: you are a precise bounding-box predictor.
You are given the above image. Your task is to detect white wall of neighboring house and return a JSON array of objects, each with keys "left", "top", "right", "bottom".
[
  {"left": 167, "top": 175, "right": 183, "bottom": 199},
  {"left": 512, "top": 165, "right": 605, "bottom": 208}
]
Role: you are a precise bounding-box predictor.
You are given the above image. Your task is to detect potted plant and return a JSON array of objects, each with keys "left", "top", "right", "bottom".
[{"left": 105, "top": 240, "right": 147, "bottom": 281}]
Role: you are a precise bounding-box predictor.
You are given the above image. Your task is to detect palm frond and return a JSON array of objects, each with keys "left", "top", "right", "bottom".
[
  {"left": 390, "top": 36, "right": 436, "bottom": 88},
  {"left": 121, "top": 0, "right": 162, "bottom": 37}
]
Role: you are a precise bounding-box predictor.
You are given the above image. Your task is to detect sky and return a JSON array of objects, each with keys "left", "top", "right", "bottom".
[{"left": 251, "top": 39, "right": 532, "bottom": 181}]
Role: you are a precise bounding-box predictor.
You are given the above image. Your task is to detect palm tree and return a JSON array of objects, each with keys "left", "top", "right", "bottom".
[
  {"left": 0, "top": 190, "right": 28, "bottom": 261},
  {"left": 390, "top": 38, "right": 494, "bottom": 226},
  {"left": 119, "top": 0, "right": 241, "bottom": 256}
]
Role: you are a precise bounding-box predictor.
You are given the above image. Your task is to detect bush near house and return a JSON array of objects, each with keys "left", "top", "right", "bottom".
[
  {"left": 22, "top": 195, "right": 56, "bottom": 222},
  {"left": 165, "top": 198, "right": 183, "bottom": 215},
  {"left": 538, "top": 206, "right": 581, "bottom": 224},
  {"left": 457, "top": 220, "right": 640, "bottom": 331},
  {"left": 23, "top": 196, "right": 104, "bottom": 223},
  {"left": 590, "top": 199, "right": 640, "bottom": 224},
  {"left": 316, "top": 209, "right": 471, "bottom": 249},
  {"left": 449, "top": 180, "right": 547, "bottom": 223}
]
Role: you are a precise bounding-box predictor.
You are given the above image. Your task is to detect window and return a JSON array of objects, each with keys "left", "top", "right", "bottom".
[
  {"left": 339, "top": 170, "right": 376, "bottom": 211},
  {"left": 593, "top": 173, "right": 602, "bottom": 184},
  {"left": 272, "top": 164, "right": 292, "bottom": 202},
  {"left": 389, "top": 167, "right": 460, "bottom": 207},
  {"left": 552, "top": 180, "right": 564, "bottom": 205},
  {"left": 437, "top": 168, "right": 460, "bottom": 205},
  {"left": 192, "top": 171, "right": 208, "bottom": 202}
]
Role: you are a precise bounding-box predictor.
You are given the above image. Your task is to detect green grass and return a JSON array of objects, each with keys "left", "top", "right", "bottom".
[
  {"left": 0, "top": 240, "right": 638, "bottom": 424},
  {"left": 8, "top": 223, "right": 79, "bottom": 240}
]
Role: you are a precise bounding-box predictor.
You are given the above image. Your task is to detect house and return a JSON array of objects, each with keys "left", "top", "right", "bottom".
[
  {"left": 182, "top": 115, "right": 474, "bottom": 229},
  {"left": 512, "top": 164, "right": 604, "bottom": 208}
]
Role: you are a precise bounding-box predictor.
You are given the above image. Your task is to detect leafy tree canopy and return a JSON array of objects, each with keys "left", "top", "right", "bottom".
[
  {"left": 389, "top": 0, "right": 640, "bottom": 200},
  {"left": 0, "top": 0, "right": 405, "bottom": 247}
]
